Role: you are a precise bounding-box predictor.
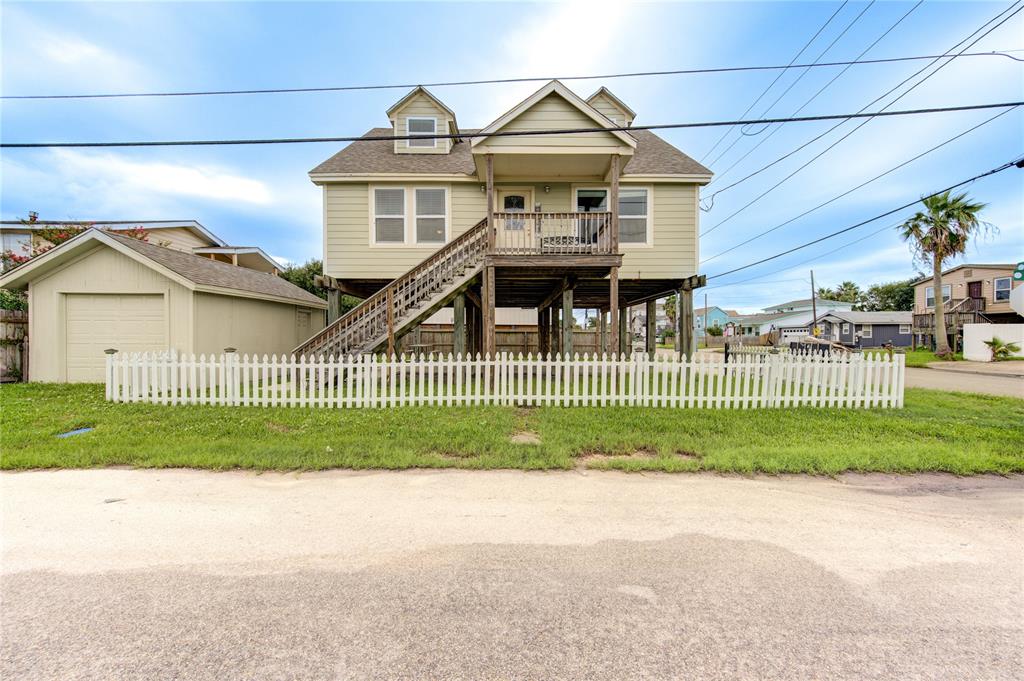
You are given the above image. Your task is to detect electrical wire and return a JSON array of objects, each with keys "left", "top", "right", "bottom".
[
  {"left": 705, "top": 156, "right": 1022, "bottom": 280},
  {"left": 2, "top": 101, "right": 1019, "bottom": 148}
]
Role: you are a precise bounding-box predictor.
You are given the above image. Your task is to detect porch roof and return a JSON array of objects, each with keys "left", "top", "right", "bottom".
[{"left": 309, "top": 128, "right": 711, "bottom": 178}]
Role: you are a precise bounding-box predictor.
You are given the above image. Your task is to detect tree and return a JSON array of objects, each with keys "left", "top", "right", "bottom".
[
  {"left": 279, "top": 259, "right": 359, "bottom": 314},
  {"left": 857, "top": 279, "right": 916, "bottom": 311},
  {"left": 817, "top": 281, "right": 861, "bottom": 304},
  {"left": 664, "top": 294, "right": 676, "bottom": 329},
  {"left": 899, "top": 191, "right": 989, "bottom": 357}
]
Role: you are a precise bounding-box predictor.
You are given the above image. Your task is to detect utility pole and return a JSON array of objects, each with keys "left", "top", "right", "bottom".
[
  {"left": 704, "top": 292, "right": 708, "bottom": 347},
  {"left": 810, "top": 269, "right": 818, "bottom": 338}
]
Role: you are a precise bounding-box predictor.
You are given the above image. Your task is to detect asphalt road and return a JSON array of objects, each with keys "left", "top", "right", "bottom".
[
  {"left": 2, "top": 470, "right": 1021, "bottom": 680},
  {"left": 904, "top": 366, "right": 1023, "bottom": 398}
]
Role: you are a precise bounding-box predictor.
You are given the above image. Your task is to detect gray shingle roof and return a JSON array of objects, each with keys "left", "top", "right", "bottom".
[
  {"left": 309, "top": 128, "right": 711, "bottom": 177},
  {"left": 106, "top": 232, "right": 326, "bottom": 307},
  {"left": 820, "top": 310, "right": 913, "bottom": 324}
]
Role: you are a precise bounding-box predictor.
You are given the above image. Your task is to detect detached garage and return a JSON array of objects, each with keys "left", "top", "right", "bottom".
[{"left": 0, "top": 229, "right": 327, "bottom": 382}]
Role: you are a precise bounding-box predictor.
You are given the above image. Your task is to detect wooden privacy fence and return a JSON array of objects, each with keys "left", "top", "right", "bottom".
[
  {"left": 106, "top": 350, "right": 905, "bottom": 410},
  {"left": 0, "top": 310, "right": 28, "bottom": 382}
]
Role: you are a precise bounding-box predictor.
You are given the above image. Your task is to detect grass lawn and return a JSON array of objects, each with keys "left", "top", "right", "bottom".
[
  {"left": 2, "top": 383, "right": 1022, "bottom": 475},
  {"left": 904, "top": 348, "right": 964, "bottom": 368}
]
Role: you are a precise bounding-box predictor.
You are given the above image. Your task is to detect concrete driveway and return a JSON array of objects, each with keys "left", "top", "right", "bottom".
[
  {"left": 905, "top": 366, "right": 1023, "bottom": 398},
  {"left": 2, "top": 469, "right": 1021, "bottom": 680}
]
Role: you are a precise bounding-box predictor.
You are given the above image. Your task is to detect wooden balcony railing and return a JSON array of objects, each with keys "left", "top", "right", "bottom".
[{"left": 491, "top": 211, "right": 613, "bottom": 255}]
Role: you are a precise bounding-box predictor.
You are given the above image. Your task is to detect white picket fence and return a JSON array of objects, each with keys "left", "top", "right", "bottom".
[{"left": 105, "top": 350, "right": 905, "bottom": 409}]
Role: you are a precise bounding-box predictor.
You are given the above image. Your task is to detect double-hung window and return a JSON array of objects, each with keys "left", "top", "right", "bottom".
[
  {"left": 374, "top": 188, "right": 406, "bottom": 243},
  {"left": 415, "top": 188, "right": 446, "bottom": 243},
  {"left": 619, "top": 188, "right": 649, "bottom": 244},
  {"left": 841, "top": 323, "right": 851, "bottom": 335},
  {"left": 925, "top": 284, "right": 951, "bottom": 308},
  {"left": 994, "top": 276, "right": 1011, "bottom": 302},
  {"left": 899, "top": 324, "right": 911, "bottom": 334},
  {"left": 407, "top": 117, "right": 437, "bottom": 148},
  {"left": 860, "top": 324, "right": 872, "bottom": 339}
]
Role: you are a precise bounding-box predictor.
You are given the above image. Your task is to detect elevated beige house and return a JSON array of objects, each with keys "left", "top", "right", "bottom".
[
  {"left": 911, "top": 263, "right": 1023, "bottom": 347},
  {"left": 0, "top": 226, "right": 325, "bottom": 382},
  {"left": 300, "top": 80, "right": 711, "bottom": 359}
]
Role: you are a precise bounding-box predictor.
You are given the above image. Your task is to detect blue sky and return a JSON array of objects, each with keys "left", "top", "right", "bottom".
[{"left": 2, "top": 0, "right": 1021, "bottom": 312}]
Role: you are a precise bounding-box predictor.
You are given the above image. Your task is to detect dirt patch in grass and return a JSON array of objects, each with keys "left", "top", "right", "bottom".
[
  {"left": 510, "top": 431, "right": 542, "bottom": 445},
  {"left": 266, "top": 422, "right": 292, "bottom": 433},
  {"left": 576, "top": 447, "right": 657, "bottom": 468},
  {"left": 676, "top": 450, "right": 702, "bottom": 461}
]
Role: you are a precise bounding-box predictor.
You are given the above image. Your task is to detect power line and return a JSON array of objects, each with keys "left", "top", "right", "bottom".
[
  {"left": 2, "top": 101, "right": 1019, "bottom": 149},
  {"left": 704, "top": 0, "right": 924, "bottom": 191},
  {"left": 705, "top": 0, "right": 875, "bottom": 168},
  {"left": 699, "top": 0, "right": 1024, "bottom": 223},
  {"left": 2, "top": 51, "right": 1021, "bottom": 101},
  {"left": 699, "top": 0, "right": 851, "bottom": 163},
  {"left": 700, "top": 105, "right": 1018, "bottom": 264},
  {"left": 705, "top": 156, "right": 1022, "bottom": 281}
]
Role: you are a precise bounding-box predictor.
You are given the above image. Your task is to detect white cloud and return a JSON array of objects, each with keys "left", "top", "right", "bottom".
[{"left": 50, "top": 150, "right": 273, "bottom": 205}]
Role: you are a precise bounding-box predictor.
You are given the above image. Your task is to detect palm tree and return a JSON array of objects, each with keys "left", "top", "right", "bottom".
[{"left": 899, "top": 191, "right": 989, "bottom": 357}]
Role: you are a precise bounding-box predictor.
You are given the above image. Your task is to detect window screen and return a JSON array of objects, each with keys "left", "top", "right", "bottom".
[
  {"left": 374, "top": 188, "right": 405, "bottom": 243},
  {"left": 415, "top": 188, "right": 446, "bottom": 243},
  {"left": 407, "top": 118, "right": 436, "bottom": 148},
  {"left": 619, "top": 189, "right": 648, "bottom": 243}
]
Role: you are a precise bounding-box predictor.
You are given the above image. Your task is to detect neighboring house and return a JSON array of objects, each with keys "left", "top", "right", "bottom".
[
  {"left": 911, "top": 263, "right": 1023, "bottom": 349},
  {"left": 814, "top": 311, "right": 913, "bottom": 348},
  {"left": 762, "top": 297, "right": 855, "bottom": 314},
  {"left": 0, "top": 219, "right": 282, "bottom": 273},
  {"left": 0, "top": 228, "right": 325, "bottom": 382},
  {"left": 693, "top": 305, "right": 736, "bottom": 336},
  {"left": 300, "top": 80, "right": 711, "bottom": 359}
]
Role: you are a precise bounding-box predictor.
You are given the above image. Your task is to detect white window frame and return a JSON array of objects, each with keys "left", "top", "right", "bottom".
[
  {"left": 899, "top": 324, "right": 911, "bottom": 334},
  {"left": 572, "top": 184, "right": 654, "bottom": 247},
  {"left": 369, "top": 186, "right": 407, "bottom": 246},
  {"left": 406, "top": 116, "right": 438, "bottom": 149},
  {"left": 413, "top": 186, "right": 449, "bottom": 245},
  {"left": 860, "top": 324, "right": 872, "bottom": 339},
  {"left": 841, "top": 323, "right": 851, "bottom": 335},
  {"left": 925, "top": 284, "right": 951, "bottom": 309},
  {"left": 993, "top": 276, "right": 1011, "bottom": 302}
]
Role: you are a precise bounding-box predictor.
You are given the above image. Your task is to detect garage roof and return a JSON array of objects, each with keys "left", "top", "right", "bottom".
[{"left": 0, "top": 229, "right": 327, "bottom": 309}]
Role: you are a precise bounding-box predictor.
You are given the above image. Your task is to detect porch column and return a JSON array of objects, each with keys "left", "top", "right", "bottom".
[
  {"left": 674, "top": 292, "right": 683, "bottom": 357},
  {"left": 553, "top": 306, "right": 562, "bottom": 356},
  {"left": 562, "top": 287, "right": 574, "bottom": 358},
  {"left": 618, "top": 305, "right": 629, "bottom": 357},
  {"left": 680, "top": 288, "right": 695, "bottom": 359},
  {"left": 327, "top": 290, "right": 343, "bottom": 324},
  {"left": 599, "top": 310, "right": 607, "bottom": 357},
  {"left": 537, "top": 306, "right": 547, "bottom": 357},
  {"left": 610, "top": 155, "right": 620, "bottom": 252},
  {"left": 482, "top": 265, "right": 496, "bottom": 358},
  {"left": 608, "top": 267, "right": 619, "bottom": 355},
  {"left": 646, "top": 299, "right": 657, "bottom": 358},
  {"left": 486, "top": 154, "right": 495, "bottom": 252},
  {"left": 453, "top": 293, "right": 466, "bottom": 358}
]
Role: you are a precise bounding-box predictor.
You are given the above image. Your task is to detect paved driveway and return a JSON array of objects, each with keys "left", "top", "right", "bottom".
[{"left": 2, "top": 470, "right": 1021, "bottom": 680}]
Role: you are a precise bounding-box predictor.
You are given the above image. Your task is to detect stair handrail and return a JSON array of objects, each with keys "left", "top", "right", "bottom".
[{"left": 295, "top": 218, "right": 489, "bottom": 357}]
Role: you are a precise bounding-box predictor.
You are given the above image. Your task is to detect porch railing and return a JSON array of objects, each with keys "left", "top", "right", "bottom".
[{"left": 491, "top": 211, "right": 613, "bottom": 255}]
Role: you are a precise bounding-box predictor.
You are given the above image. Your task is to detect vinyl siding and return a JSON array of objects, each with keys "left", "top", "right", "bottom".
[
  {"left": 148, "top": 227, "right": 213, "bottom": 252},
  {"left": 476, "top": 94, "right": 625, "bottom": 150},
  {"left": 913, "top": 266, "right": 1020, "bottom": 315},
  {"left": 193, "top": 293, "right": 325, "bottom": 356},
  {"left": 588, "top": 93, "right": 633, "bottom": 126},
  {"left": 323, "top": 181, "right": 699, "bottom": 281},
  {"left": 26, "top": 244, "right": 192, "bottom": 382},
  {"left": 391, "top": 92, "right": 453, "bottom": 154}
]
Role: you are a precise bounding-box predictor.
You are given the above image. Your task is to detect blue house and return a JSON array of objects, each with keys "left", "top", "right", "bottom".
[{"left": 694, "top": 306, "right": 737, "bottom": 337}]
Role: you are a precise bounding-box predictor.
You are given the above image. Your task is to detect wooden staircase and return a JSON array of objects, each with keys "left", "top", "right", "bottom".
[{"left": 295, "top": 218, "right": 489, "bottom": 358}]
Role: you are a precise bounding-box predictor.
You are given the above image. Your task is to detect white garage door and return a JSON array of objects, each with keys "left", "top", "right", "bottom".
[{"left": 66, "top": 294, "right": 166, "bottom": 382}]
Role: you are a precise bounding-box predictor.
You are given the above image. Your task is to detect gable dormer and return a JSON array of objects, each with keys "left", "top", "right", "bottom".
[
  {"left": 586, "top": 87, "right": 636, "bottom": 127},
  {"left": 387, "top": 86, "right": 459, "bottom": 155}
]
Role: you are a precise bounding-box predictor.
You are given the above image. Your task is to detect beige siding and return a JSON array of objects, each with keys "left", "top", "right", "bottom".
[
  {"left": 391, "top": 92, "right": 453, "bottom": 154},
  {"left": 323, "top": 181, "right": 699, "bottom": 280},
  {"left": 913, "top": 266, "right": 1020, "bottom": 314},
  {"left": 588, "top": 93, "right": 633, "bottom": 126},
  {"left": 476, "top": 94, "right": 624, "bottom": 150},
  {"left": 26, "top": 244, "right": 193, "bottom": 382},
  {"left": 193, "top": 293, "right": 325, "bottom": 356},
  {"left": 145, "top": 227, "right": 212, "bottom": 252}
]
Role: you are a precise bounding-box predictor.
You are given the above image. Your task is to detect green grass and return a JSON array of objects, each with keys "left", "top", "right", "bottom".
[
  {"left": 903, "top": 348, "right": 964, "bottom": 368},
  {"left": 2, "top": 383, "right": 1022, "bottom": 475}
]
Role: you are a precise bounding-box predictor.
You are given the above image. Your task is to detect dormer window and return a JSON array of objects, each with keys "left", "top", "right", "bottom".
[{"left": 407, "top": 117, "right": 437, "bottom": 148}]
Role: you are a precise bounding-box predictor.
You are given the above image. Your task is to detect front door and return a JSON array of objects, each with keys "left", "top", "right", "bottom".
[
  {"left": 967, "top": 281, "right": 982, "bottom": 300},
  {"left": 496, "top": 189, "right": 534, "bottom": 251}
]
